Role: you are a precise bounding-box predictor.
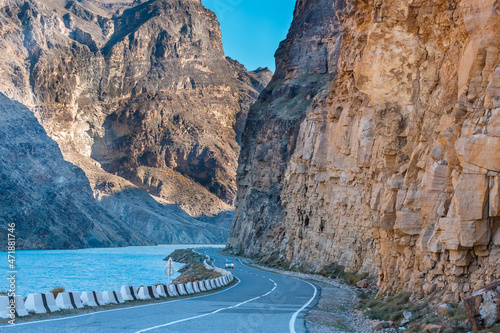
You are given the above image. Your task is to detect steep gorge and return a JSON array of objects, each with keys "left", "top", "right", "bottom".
[
  {"left": 0, "top": 0, "right": 271, "bottom": 248},
  {"left": 229, "top": 0, "right": 500, "bottom": 301}
]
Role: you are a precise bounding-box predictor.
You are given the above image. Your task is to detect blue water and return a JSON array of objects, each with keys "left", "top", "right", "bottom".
[{"left": 0, "top": 245, "right": 223, "bottom": 296}]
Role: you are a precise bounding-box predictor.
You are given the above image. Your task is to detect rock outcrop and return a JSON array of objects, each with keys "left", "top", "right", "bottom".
[
  {"left": 229, "top": 0, "right": 342, "bottom": 261},
  {"left": 0, "top": 0, "right": 270, "bottom": 247},
  {"left": 229, "top": 0, "right": 500, "bottom": 301},
  {"left": 0, "top": 93, "right": 151, "bottom": 250}
]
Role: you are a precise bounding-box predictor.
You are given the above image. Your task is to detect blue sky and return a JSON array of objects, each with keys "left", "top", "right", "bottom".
[{"left": 201, "top": 0, "right": 296, "bottom": 72}]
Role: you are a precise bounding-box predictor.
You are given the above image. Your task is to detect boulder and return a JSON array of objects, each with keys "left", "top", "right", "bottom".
[
  {"left": 424, "top": 324, "right": 444, "bottom": 333},
  {"left": 357, "top": 279, "right": 369, "bottom": 288},
  {"left": 401, "top": 311, "right": 414, "bottom": 325},
  {"left": 438, "top": 303, "right": 453, "bottom": 316},
  {"left": 371, "top": 320, "right": 383, "bottom": 330}
]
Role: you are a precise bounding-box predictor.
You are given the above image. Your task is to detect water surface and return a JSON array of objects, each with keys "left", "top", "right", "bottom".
[{"left": 0, "top": 245, "right": 223, "bottom": 296}]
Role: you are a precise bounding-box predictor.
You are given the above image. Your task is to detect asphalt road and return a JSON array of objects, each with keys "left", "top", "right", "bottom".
[{"left": 0, "top": 249, "right": 319, "bottom": 333}]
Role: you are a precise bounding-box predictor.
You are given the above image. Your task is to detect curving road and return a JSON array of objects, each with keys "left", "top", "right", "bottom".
[{"left": 0, "top": 249, "right": 318, "bottom": 333}]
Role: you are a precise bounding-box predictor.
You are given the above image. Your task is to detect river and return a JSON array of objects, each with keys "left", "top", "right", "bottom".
[{"left": 0, "top": 245, "right": 223, "bottom": 296}]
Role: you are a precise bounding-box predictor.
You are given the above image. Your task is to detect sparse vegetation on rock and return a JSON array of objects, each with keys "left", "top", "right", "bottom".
[{"left": 166, "top": 249, "right": 222, "bottom": 283}]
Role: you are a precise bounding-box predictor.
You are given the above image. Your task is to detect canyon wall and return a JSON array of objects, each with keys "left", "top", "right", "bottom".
[
  {"left": 0, "top": 0, "right": 270, "bottom": 248},
  {"left": 229, "top": 0, "right": 500, "bottom": 301},
  {"left": 0, "top": 93, "right": 152, "bottom": 250}
]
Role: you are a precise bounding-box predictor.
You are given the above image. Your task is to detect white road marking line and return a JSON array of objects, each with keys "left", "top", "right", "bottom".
[
  {"left": 135, "top": 279, "right": 278, "bottom": 333},
  {"left": 230, "top": 256, "right": 318, "bottom": 333},
  {"left": 288, "top": 280, "right": 317, "bottom": 333},
  {"left": 2, "top": 279, "right": 241, "bottom": 329}
]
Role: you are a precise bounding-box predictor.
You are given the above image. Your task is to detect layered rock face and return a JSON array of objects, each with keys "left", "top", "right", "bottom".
[
  {"left": 0, "top": 0, "right": 270, "bottom": 247},
  {"left": 0, "top": 93, "right": 151, "bottom": 250},
  {"left": 229, "top": 0, "right": 341, "bottom": 260},
  {"left": 230, "top": 0, "right": 500, "bottom": 301}
]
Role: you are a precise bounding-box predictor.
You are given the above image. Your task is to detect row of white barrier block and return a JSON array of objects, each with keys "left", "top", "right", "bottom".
[
  {"left": 0, "top": 272, "right": 234, "bottom": 319},
  {"left": 0, "top": 295, "right": 29, "bottom": 319}
]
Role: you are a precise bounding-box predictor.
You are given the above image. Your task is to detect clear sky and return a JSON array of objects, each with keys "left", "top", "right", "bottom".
[{"left": 201, "top": 0, "right": 296, "bottom": 72}]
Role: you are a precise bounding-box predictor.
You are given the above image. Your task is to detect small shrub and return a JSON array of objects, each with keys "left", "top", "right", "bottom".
[
  {"left": 320, "top": 262, "right": 370, "bottom": 286},
  {"left": 422, "top": 315, "right": 439, "bottom": 324},
  {"left": 50, "top": 287, "right": 65, "bottom": 298},
  {"left": 345, "top": 274, "right": 360, "bottom": 285},
  {"left": 366, "top": 299, "right": 379, "bottom": 308},
  {"left": 361, "top": 292, "right": 414, "bottom": 325},
  {"left": 478, "top": 325, "right": 500, "bottom": 333},
  {"left": 448, "top": 307, "right": 468, "bottom": 321},
  {"left": 366, "top": 308, "right": 384, "bottom": 320},
  {"left": 389, "top": 310, "right": 404, "bottom": 322},
  {"left": 358, "top": 291, "right": 370, "bottom": 300}
]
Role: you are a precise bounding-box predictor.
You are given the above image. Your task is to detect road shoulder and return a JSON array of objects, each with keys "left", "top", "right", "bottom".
[{"left": 233, "top": 257, "right": 374, "bottom": 332}]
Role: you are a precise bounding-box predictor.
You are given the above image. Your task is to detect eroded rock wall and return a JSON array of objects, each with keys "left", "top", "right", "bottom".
[
  {"left": 228, "top": 0, "right": 342, "bottom": 260},
  {"left": 0, "top": 93, "right": 152, "bottom": 250},
  {"left": 230, "top": 0, "right": 500, "bottom": 301},
  {"left": 0, "top": 0, "right": 270, "bottom": 247}
]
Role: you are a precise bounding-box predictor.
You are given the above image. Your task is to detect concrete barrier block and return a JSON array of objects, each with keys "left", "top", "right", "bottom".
[
  {"left": 71, "top": 291, "right": 84, "bottom": 308},
  {"left": 197, "top": 281, "right": 207, "bottom": 292},
  {"left": 25, "top": 293, "right": 59, "bottom": 313},
  {"left": 25, "top": 293, "right": 46, "bottom": 313},
  {"left": 210, "top": 279, "right": 217, "bottom": 289},
  {"left": 180, "top": 284, "right": 188, "bottom": 295},
  {"left": 214, "top": 278, "right": 222, "bottom": 288},
  {"left": 204, "top": 280, "right": 213, "bottom": 290},
  {"left": 192, "top": 281, "right": 201, "bottom": 293},
  {"left": 138, "top": 286, "right": 159, "bottom": 300},
  {"left": 167, "top": 284, "right": 179, "bottom": 297},
  {"left": 81, "top": 291, "right": 96, "bottom": 307},
  {"left": 56, "top": 291, "right": 83, "bottom": 309},
  {"left": 148, "top": 286, "right": 159, "bottom": 299},
  {"left": 185, "top": 282, "right": 195, "bottom": 294},
  {"left": 137, "top": 286, "right": 151, "bottom": 300},
  {"left": 56, "top": 292, "right": 74, "bottom": 310},
  {"left": 120, "top": 285, "right": 138, "bottom": 301},
  {"left": 94, "top": 291, "right": 104, "bottom": 305},
  {"left": 43, "top": 293, "right": 60, "bottom": 312},
  {"left": 0, "top": 296, "right": 11, "bottom": 319},
  {"left": 102, "top": 291, "right": 117, "bottom": 304},
  {"left": 176, "top": 284, "right": 188, "bottom": 296},
  {"left": 81, "top": 291, "right": 103, "bottom": 307},
  {"left": 12, "top": 295, "right": 28, "bottom": 317},
  {"left": 102, "top": 291, "right": 124, "bottom": 304},
  {"left": 114, "top": 291, "right": 125, "bottom": 303},
  {"left": 0, "top": 295, "right": 29, "bottom": 318},
  {"left": 156, "top": 285, "right": 167, "bottom": 297}
]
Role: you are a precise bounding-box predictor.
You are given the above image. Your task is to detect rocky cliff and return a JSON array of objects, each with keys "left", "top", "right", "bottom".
[
  {"left": 0, "top": 93, "right": 152, "bottom": 250},
  {"left": 0, "top": 0, "right": 271, "bottom": 248},
  {"left": 229, "top": 0, "right": 500, "bottom": 302}
]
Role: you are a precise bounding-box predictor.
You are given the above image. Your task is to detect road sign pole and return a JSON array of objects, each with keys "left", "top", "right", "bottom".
[{"left": 165, "top": 257, "right": 174, "bottom": 285}]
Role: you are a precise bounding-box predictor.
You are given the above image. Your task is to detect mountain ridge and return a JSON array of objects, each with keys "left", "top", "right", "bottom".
[{"left": 0, "top": 0, "right": 271, "bottom": 248}]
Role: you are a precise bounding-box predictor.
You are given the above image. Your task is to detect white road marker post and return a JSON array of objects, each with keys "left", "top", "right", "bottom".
[{"left": 165, "top": 257, "right": 174, "bottom": 285}]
